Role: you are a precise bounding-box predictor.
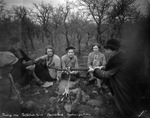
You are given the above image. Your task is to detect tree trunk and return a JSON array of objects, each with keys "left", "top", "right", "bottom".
[
  {"left": 85, "top": 33, "right": 91, "bottom": 50},
  {"left": 36, "top": 31, "right": 40, "bottom": 40},
  {"left": 41, "top": 31, "right": 44, "bottom": 42},
  {"left": 96, "top": 25, "right": 102, "bottom": 44},
  {"left": 96, "top": 34, "right": 102, "bottom": 44},
  {"left": 65, "top": 30, "right": 70, "bottom": 47},
  {"left": 23, "top": 38, "right": 28, "bottom": 54},
  {"left": 28, "top": 35, "right": 35, "bottom": 50},
  {"left": 27, "top": 29, "right": 35, "bottom": 50},
  {"left": 77, "top": 34, "right": 82, "bottom": 55},
  {"left": 78, "top": 40, "right": 81, "bottom": 55},
  {"left": 49, "top": 33, "right": 54, "bottom": 46}
]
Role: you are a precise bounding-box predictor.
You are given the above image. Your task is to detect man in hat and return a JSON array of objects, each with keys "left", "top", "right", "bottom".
[
  {"left": 0, "top": 51, "right": 23, "bottom": 115},
  {"left": 0, "top": 51, "right": 39, "bottom": 116},
  {"left": 61, "top": 47, "right": 79, "bottom": 81},
  {"left": 9, "top": 42, "right": 43, "bottom": 86},
  {"left": 92, "top": 39, "right": 141, "bottom": 117}
]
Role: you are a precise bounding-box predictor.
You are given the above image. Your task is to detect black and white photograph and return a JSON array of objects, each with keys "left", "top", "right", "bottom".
[{"left": 0, "top": 0, "right": 150, "bottom": 118}]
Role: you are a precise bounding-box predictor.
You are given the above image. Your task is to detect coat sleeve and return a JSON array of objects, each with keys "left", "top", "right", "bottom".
[
  {"left": 54, "top": 56, "right": 61, "bottom": 78},
  {"left": 19, "top": 49, "right": 30, "bottom": 61},
  {"left": 75, "top": 56, "right": 79, "bottom": 69},
  {"left": 87, "top": 53, "right": 92, "bottom": 68},
  {"left": 61, "top": 56, "right": 67, "bottom": 69},
  {"left": 54, "top": 56, "right": 61, "bottom": 69},
  {"left": 93, "top": 52, "right": 125, "bottom": 79},
  {"left": 93, "top": 66, "right": 121, "bottom": 79},
  {"left": 35, "top": 55, "right": 47, "bottom": 62},
  {"left": 101, "top": 54, "right": 106, "bottom": 66}
]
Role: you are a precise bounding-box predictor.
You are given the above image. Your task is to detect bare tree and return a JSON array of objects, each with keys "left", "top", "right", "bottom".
[
  {"left": 0, "top": 0, "right": 7, "bottom": 41},
  {"left": 0, "top": 0, "right": 5, "bottom": 15},
  {"left": 34, "top": 2, "right": 53, "bottom": 44},
  {"left": 13, "top": 6, "right": 35, "bottom": 52},
  {"left": 84, "top": 23, "right": 97, "bottom": 49},
  {"left": 79, "top": 0, "right": 112, "bottom": 44},
  {"left": 108, "top": 0, "right": 140, "bottom": 39},
  {"left": 49, "top": 6, "right": 64, "bottom": 46},
  {"left": 0, "top": 12, "right": 12, "bottom": 37},
  {"left": 56, "top": 1, "right": 72, "bottom": 47},
  {"left": 70, "top": 10, "right": 94, "bottom": 54}
]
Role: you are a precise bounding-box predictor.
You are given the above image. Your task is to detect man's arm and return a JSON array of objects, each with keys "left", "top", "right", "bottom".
[
  {"left": 75, "top": 56, "right": 79, "bottom": 69},
  {"left": 54, "top": 56, "right": 61, "bottom": 80},
  {"left": 72, "top": 56, "right": 79, "bottom": 74},
  {"left": 19, "top": 49, "right": 31, "bottom": 61},
  {"left": 54, "top": 56, "right": 61, "bottom": 69},
  {"left": 93, "top": 66, "right": 121, "bottom": 79},
  {"left": 101, "top": 54, "right": 106, "bottom": 66},
  {"left": 35, "top": 55, "right": 47, "bottom": 62},
  {"left": 87, "top": 53, "right": 93, "bottom": 68},
  {"left": 61, "top": 56, "right": 67, "bottom": 69}
]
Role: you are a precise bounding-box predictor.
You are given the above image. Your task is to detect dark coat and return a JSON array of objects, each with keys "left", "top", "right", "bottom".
[
  {"left": 9, "top": 48, "right": 32, "bottom": 86},
  {"left": 9, "top": 48, "right": 30, "bottom": 62},
  {"left": 93, "top": 50, "right": 142, "bottom": 116},
  {"left": 0, "top": 74, "right": 22, "bottom": 114}
]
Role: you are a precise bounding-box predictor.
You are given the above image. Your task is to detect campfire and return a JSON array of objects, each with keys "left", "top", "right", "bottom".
[{"left": 57, "top": 79, "right": 82, "bottom": 115}]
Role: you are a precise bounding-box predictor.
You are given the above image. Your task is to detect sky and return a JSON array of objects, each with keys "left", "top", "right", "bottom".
[
  {"left": 4, "top": 0, "right": 74, "bottom": 8},
  {"left": 3, "top": 0, "right": 150, "bottom": 14}
]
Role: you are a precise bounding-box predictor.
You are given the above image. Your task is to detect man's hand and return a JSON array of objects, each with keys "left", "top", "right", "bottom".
[
  {"left": 94, "top": 66, "right": 105, "bottom": 70},
  {"left": 22, "top": 60, "right": 26, "bottom": 65},
  {"left": 88, "top": 67, "right": 94, "bottom": 72},
  {"left": 70, "top": 71, "right": 75, "bottom": 74},
  {"left": 34, "top": 58, "right": 39, "bottom": 63},
  {"left": 70, "top": 71, "right": 78, "bottom": 74},
  {"left": 26, "top": 64, "right": 35, "bottom": 70},
  {"left": 56, "top": 76, "right": 60, "bottom": 81}
]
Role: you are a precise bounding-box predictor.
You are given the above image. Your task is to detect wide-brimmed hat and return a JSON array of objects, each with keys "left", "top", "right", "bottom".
[
  {"left": 104, "top": 39, "right": 120, "bottom": 50},
  {"left": 0, "top": 51, "right": 18, "bottom": 68},
  {"left": 65, "top": 46, "right": 75, "bottom": 51}
]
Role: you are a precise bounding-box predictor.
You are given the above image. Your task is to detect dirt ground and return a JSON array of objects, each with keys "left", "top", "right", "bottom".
[
  {"left": 20, "top": 78, "right": 119, "bottom": 118},
  {"left": 19, "top": 54, "right": 122, "bottom": 118}
]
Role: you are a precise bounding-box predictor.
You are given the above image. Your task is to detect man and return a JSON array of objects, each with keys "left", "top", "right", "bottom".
[
  {"left": 61, "top": 47, "right": 79, "bottom": 81},
  {"left": 0, "top": 51, "right": 38, "bottom": 116},
  {"left": 35, "top": 45, "right": 61, "bottom": 81},
  {"left": 9, "top": 42, "right": 30, "bottom": 62},
  {"left": 9, "top": 42, "right": 42, "bottom": 86},
  {"left": 92, "top": 39, "right": 141, "bottom": 117}
]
